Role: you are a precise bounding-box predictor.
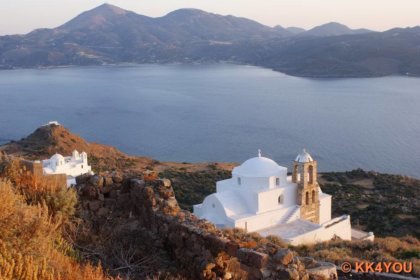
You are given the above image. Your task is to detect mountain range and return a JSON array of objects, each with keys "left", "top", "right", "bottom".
[{"left": 1, "top": 4, "right": 420, "bottom": 77}]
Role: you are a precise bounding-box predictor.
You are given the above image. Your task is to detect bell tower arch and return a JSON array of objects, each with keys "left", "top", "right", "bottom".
[{"left": 292, "top": 149, "right": 320, "bottom": 224}]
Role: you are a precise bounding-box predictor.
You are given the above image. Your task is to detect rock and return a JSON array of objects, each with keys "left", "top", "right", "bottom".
[
  {"left": 104, "top": 176, "right": 113, "bottom": 186},
  {"left": 101, "top": 185, "right": 112, "bottom": 195},
  {"left": 287, "top": 268, "right": 300, "bottom": 280},
  {"left": 89, "top": 175, "right": 104, "bottom": 188},
  {"left": 76, "top": 173, "right": 91, "bottom": 185},
  {"left": 81, "top": 185, "right": 97, "bottom": 199},
  {"left": 104, "top": 198, "right": 116, "bottom": 208},
  {"left": 98, "top": 193, "right": 105, "bottom": 201},
  {"left": 165, "top": 197, "right": 178, "bottom": 209},
  {"left": 109, "top": 189, "right": 118, "bottom": 199},
  {"left": 225, "top": 241, "right": 239, "bottom": 256},
  {"left": 224, "top": 272, "right": 232, "bottom": 280},
  {"left": 274, "top": 249, "right": 294, "bottom": 266},
  {"left": 205, "top": 263, "right": 216, "bottom": 271},
  {"left": 247, "top": 251, "right": 269, "bottom": 269},
  {"left": 158, "top": 178, "right": 171, "bottom": 188},
  {"left": 306, "top": 262, "right": 337, "bottom": 280},
  {"left": 112, "top": 175, "right": 123, "bottom": 183},
  {"left": 260, "top": 268, "right": 271, "bottom": 278},
  {"left": 88, "top": 200, "right": 102, "bottom": 212},
  {"left": 97, "top": 207, "right": 109, "bottom": 217}
]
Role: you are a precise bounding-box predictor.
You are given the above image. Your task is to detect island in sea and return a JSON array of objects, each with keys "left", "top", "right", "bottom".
[{"left": 1, "top": 4, "right": 420, "bottom": 78}]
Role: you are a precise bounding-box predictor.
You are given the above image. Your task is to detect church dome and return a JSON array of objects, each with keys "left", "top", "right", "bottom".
[
  {"left": 50, "top": 153, "right": 65, "bottom": 165},
  {"left": 295, "top": 149, "right": 314, "bottom": 163},
  {"left": 233, "top": 153, "right": 286, "bottom": 177}
]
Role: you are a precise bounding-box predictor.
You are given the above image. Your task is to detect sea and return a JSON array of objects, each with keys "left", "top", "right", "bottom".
[{"left": 0, "top": 64, "right": 419, "bottom": 178}]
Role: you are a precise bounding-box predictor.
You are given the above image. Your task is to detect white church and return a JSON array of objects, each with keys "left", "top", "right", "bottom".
[
  {"left": 194, "top": 150, "right": 374, "bottom": 245},
  {"left": 42, "top": 150, "right": 93, "bottom": 186}
]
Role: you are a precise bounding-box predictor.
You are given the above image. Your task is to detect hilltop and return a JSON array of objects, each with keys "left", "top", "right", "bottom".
[
  {"left": 0, "top": 123, "right": 235, "bottom": 175},
  {"left": 1, "top": 4, "right": 420, "bottom": 77}
]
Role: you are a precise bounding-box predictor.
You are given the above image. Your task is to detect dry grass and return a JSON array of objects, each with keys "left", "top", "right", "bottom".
[
  {"left": 0, "top": 180, "right": 118, "bottom": 280},
  {"left": 293, "top": 236, "right": 420, "bottom": 277}
]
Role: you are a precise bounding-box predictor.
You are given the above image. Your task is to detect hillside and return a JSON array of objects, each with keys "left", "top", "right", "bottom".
[
  {"left": 0, "top": 123, "right": 235, "bottom": 176},
  {"left": 1, "top": 124, "right": 419, "bottom": 278},
  {"left": 1, "top": 4, "right": 420, "bottom": 77}
]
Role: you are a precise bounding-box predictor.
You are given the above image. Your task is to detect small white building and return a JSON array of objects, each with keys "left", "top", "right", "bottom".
[
  {"left": 42, "top": 150, "right": 93, "bottom": 186},
  {"left": 194, "top": 150, "right": 374, "bottom": 245}
]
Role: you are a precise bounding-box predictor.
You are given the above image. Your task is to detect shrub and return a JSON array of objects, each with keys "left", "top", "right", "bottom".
[{"left": 0, "top": 180, "right": 117, "bottom": 280}]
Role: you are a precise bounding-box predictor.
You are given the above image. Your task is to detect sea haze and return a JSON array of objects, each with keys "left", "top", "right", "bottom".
[{"left": 0, "top": 64, "right": 419, "bottom": 178}]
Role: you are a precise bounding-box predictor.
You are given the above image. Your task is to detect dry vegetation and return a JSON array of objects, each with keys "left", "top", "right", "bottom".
[
  {"left": 0, "top": 156, "right": 118, "bottom": 280},
  {"left": 293, "top": 237, "right": 420, "bottom": 277}
]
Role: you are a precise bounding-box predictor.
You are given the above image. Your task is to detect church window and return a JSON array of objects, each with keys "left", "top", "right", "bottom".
[
  {"left": 81, "top": 165, "right": 84, "bottom": 169},
  {"left": 278, "top": 195, "right": 284, "bottom": 204},
  {"left": 308, "top": 165, "right": 314, "bottom": 184},
  {"left": 212, "top": 203, "right": 215, "bottom": 208},
  {"left": 276, "top": 178, "right": 280, "bottom": 186},
  {"left": 312, "top": 190, "right": 316, "bottom": 203},
  {"left": 305, "top": 192, "right": 309, "bottom": 205},
  {"left": 237, "top": 177, "right": 241, "bottom": 185}
]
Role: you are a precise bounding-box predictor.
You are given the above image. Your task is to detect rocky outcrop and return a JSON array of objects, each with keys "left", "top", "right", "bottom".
[{"left": 77, "top": 173, "right": 338, "bottom": 279}]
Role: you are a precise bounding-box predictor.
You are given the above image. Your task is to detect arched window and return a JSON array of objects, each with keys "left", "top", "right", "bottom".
[
  {"left": 276, "top": 178, "right": 280, "bottom": 186},
  {"left": 237, "top": 177, "right": 241, "bottom": 186},
  {"left": 312, "top": 190, "right": 316, "bottom": 203},
  {"left": 305, "top": 192, "right": 309, "bottom": 205},
  {"left": 278, "top": 195, "right": 284, "bottom": 204},
  {"left": 308, "top": 165, "right": 314, "bottom": 184}
]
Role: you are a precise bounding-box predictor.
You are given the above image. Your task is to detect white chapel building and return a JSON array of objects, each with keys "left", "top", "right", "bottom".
[
  {"left": 194, "top": 150, "right": 374, "bottom": 245},
  {"left": 42, "top": 150, "right": 93, "bottom": 186}
]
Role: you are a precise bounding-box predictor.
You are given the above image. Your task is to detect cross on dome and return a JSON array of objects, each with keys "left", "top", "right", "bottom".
[{"left": 258, "top": 149, "right": 262, "bottom": 157}]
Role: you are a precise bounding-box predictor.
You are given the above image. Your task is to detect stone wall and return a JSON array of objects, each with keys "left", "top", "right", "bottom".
[{"left": 77, "top": 174, "right": 338, "bottom": 280}]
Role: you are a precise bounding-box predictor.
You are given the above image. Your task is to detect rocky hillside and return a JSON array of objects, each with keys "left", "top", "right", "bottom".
[
  {"left": 1, "top": 124, "right": 419, "bottom": 278},
  {"left": 0, "top": 123, "right": 235, "bottom": 176},
  {"left": 1, "top": 4, "right": 420, "bottom": 77}
]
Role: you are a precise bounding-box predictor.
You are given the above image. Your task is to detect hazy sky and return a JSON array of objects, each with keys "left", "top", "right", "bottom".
[{"left": 1, "top": 0, "right": 420, "bottom": 35}]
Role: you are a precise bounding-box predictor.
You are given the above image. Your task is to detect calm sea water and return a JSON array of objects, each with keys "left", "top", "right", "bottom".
[{"left": 0, "top": 64, "right": 419, "bottom": 178}]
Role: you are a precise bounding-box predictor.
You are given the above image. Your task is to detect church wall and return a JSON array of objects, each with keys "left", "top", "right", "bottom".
[
  {"left": 216, "top": 178, "right": 234, "bottom": 193},
  {"left": 234, "top": 206, "right": 294, "bottom": 232},
  {"left": 241, "top": 177, "right": 270, "bottom": 191},
  {"left": 238, "top": 189, "right": 259, "bottom": 213},
  {"left": 288, "top": 215, "right": 352, "bottom": 245},
  {"left": 199, "top": 195, "right": 231, "bottom": 227},
  {"left": 319, "top": 194, "right": 332, "bottom": 224},
  {"left": 257, "top": 183, "right": 297, "bottom": 213}
]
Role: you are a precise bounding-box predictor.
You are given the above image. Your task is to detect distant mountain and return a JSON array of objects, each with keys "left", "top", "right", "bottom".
[
  {"left": 286, "top": 27, "right": 306, "bottom": 34},
  {"left": 0, "top": 4, "right": 419, "bottom": 77},
  {"left": 302, "top": 22, "right": 372, "bottom": 37}
]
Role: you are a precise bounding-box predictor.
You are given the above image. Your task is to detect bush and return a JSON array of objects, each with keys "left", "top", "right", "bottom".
[{"left": 0, "top": 180, "right": 117, "bottom": 280}]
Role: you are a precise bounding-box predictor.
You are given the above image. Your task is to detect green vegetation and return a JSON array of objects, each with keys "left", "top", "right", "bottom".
[
  {"left": 320, "top": 169, "right": 420, "bottom": 238},
  {"left": 159, "top": 168, "right": 231, "bottom": 211}
]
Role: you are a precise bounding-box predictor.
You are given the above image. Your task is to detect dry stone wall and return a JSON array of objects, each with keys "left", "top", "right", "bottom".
[{"left": 77, "top": 174, "right": 338, "bottom": 280}]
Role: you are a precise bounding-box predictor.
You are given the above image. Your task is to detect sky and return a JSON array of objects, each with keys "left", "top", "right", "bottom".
[{"left": 1, "top": 0, "right": 420, "bottom": 35}]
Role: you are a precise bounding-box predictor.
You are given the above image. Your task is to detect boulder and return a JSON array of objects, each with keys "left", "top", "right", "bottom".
[
  {"left": 88, "top": 200, "right": 102, "bottom": 212},
  {"left": 97, "top": 207, "right": 109, "bottom": 217},
  {"left": 158, "top": 178, "right": 171, "bottom": 188},
  {"left": 89, "top": 175, "right": 104, "bottom": 188},
  {"left": 76, "top": 173, "right": 91, "bottom": 185},
  {"left": 104, "top": 176, "right": 113, "bottom": 186},
  {"left": 274, "top": 249, "right": 295, "bottom": 266},
  {"left": 112, "top": 175, "right": 123, "bottom": 183},
  {"left": 81, "top": 185, "right": 97, "bottom": 199}
]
